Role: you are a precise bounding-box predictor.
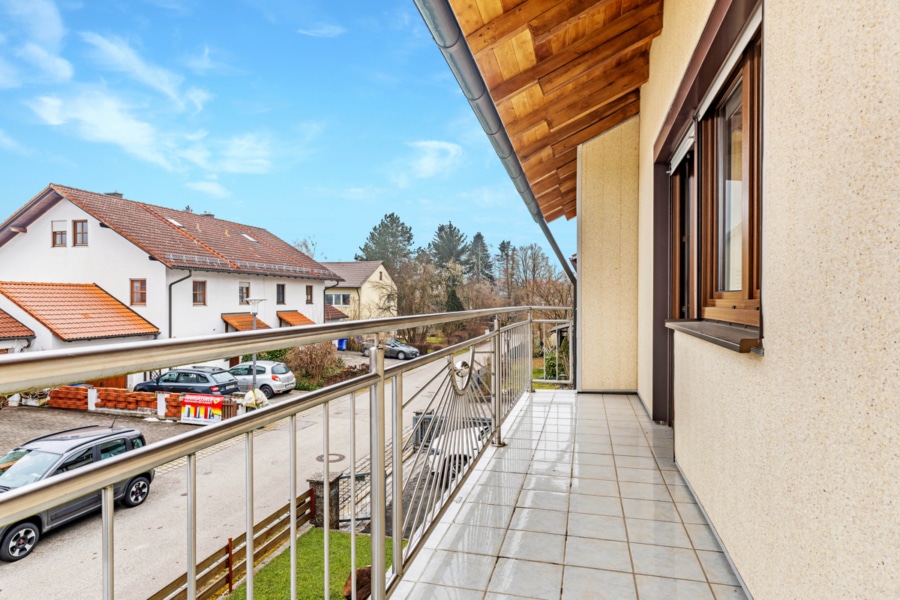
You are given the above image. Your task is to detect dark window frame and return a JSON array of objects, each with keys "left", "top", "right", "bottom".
[
  {"left": 276, "top": 284, "right": 286, "bottom": 305},
  {"left": 73, "top": 220, "right": 88, "bottom": 246},
  {"left": 238, "top": 282, "right": 250, "bottom": 305},
  {"left": 193, "top": 281, "right": 207, "bottom": 306},
  {"left": 130, "top": 279, "right": 147, "bottom": 305},
  {"left": 305, "top": 285, "right": 313, "bottom": 304}
]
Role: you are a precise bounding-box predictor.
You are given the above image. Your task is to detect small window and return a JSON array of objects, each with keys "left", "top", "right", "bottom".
[
  {"left": 160, "top": 371, "right": 179, "bottom": 383},
  {"left": 325, "top": 293, "right": 351, "bottom": 306},
  {"left": 99, "top": 439, "right": 127, "bottom": 460},
  {"left": 131, "top": 437, "right": 145, "bottom": 449},
  {"left": 276, "top": 284, "right": 286, "bottom": 305},
  {"left": 379, "top": 271, "right": 383, "bottom": 281},
  {"left": 306, "top": 285, "right": 313, "bottom": 304},
  {"left": 239, "top": 282, "right": 250, "bottom": 304},
  {"left": 73, "top": 220, "right": 88, "bottom": 246},
  {"left": 193, "top": 281, "right": 207, "bottom": 305},
  {"left": 52, "top": 220, "right": 67, "bottom": 247},
  {"left": 130, "top": 279, "right": 147, "bottom": 305},
  {"left": 56, "top": 447, "right": 94, "bottom": 474}
]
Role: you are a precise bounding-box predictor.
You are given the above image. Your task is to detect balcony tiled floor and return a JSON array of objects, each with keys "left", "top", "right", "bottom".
[{"left": 394, "top": 390, "right": 748, "bottom": 600}]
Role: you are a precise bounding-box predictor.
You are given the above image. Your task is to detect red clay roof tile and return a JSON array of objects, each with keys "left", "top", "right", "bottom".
[
  {"left": 0, "top": 282, "right": 159, "bottom": 341},
  {"left": 276, "top": 310, "right": 316, "bottom": 326},
  {"left": 222, "top": 313, "right": 273, "bottom": 331},
  {"left": 0, "top": 309, "right": 35, "bottom": 340},
  {"left": 323, "top": 305, "right": 349, "bottom": 322}
]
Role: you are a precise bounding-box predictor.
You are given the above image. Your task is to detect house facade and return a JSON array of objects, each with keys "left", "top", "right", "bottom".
[
  {"left": 320, "top": 261, "right": 397, "bottom": 320},
  {"left": 422, "top": 0, "right": 898, "bottom": 598},
  {"left": 0, "top": 184, "right": 340, "bottom": 381}
]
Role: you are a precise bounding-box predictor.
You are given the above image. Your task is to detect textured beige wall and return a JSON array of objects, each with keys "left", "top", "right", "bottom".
[
  {"left": 577, "top": 116, "right": 639, "bottom": 391},
  {"left": 637, "top": 1, "right": 900, "bottom": 598}
]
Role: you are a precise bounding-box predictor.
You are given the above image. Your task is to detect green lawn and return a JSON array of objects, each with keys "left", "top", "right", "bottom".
[{"left": 228, "top": 528, "right": 397, "bottom": 600}]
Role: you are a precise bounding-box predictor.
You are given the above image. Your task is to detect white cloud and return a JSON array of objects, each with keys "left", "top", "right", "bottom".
[
  {"left": 16, "top": 42, "right": 73, "bottom": 81},
  {"left": 407, "top": 140, "right": 464, "bottom": 178},
  {"left": 186, "top": 180, "right": 229, "bottom": 198},
  {"left": 2, "top": 0, "right": 66, "bottom": 50},
  {"left": 0, "top": 129, "right": 25, "bottom": 153},
  {"left": 219, "top": 134, "right": 271, "bottom": 173},
  {"left": 297, "top": 24, "right": 346, "bottom": 38},
  {"left": 80, "top": 32, "right": 209, "bottom": 110},
  {"left": 185, "top": 45, "right": 216, "bottom": 73},
  {"left": 0, "top": 57, "right": 20, "bottom": 88},
  {"left": 29, "top": 91, "right": 173, "bottom": 169}
]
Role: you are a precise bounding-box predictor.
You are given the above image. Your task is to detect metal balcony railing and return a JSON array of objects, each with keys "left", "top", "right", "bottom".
[{"left": 0, "top": 307, "right": 572, "bottom": 600}]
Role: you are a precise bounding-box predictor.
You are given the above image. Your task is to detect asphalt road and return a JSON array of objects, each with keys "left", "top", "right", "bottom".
[{"left": 0, "top": 352, "right": 445, "bottom": 599}]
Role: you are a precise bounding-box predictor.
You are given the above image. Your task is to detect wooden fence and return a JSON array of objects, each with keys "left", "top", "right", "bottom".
[{"left": 148, "top": 488, "right": 314, "bottom": 600}]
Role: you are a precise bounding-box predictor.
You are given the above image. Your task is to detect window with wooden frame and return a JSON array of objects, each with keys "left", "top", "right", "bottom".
[
  {"left": 130, "top": 279, "right": 147, "bottom": 305},
  {"left": 192, "top": 281, "right": 206, "bottom": 305},
  {"left": 305, "top": 285, "right": 313, "bottom": 304},
  {"left": 73, "top": 220, "right": 88, "bottom": 246},
  {"left": 699, "top": 36, "right": 761, "bottom": 327},
  {"left": 238, "top": 281, "right": 250, "bottom": 305},
  {"left": 51, "top": 220, "right": 67, "bottom": 247},
  {"left": 276, "top": 284, "right": 286, "bottom": 305}
]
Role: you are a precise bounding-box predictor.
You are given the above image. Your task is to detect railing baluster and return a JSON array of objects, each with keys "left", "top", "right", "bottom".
[
  {"left": 323, "top": 402, "right": 331, "bottom": 600},
  {"left": 492, "top": 318, "right": 505, "bottom": 447},
  {"left": 101, "top": 484, "right": 115, "bottom": 600},
  {"left": 350, "top": 392, "right": 358, "bottom": 600},
  {"left": 370, "top": 346, "right": 386, "bottom": 600},
  {"left": 392, "top": 373, "right": 403, "bottom": 578},
  {"left": 289, "top": 414, "right": 297, "bottom": 600},
  {"left": 187, "top": 453, "right": 197, "bottom": 599},
  {"left": 245, "top": 432, "right": 254, "bottom": 599}
]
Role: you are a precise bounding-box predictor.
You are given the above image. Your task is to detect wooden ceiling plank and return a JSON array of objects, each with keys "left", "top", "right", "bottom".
[
  {"left": 537, "top": 11, "right": 662, "bottom": 95},
  {"left": 528, "top": 0, "right": 619, "bottom": 47},
  {"left": 505, "top": 51, "right": 647, "bottom": 137},
  {"left": 469, "top": 0, "right": 561, "bottom": 55},
  {"left": 531, "top": 172, "right": 560, "bottom": 195},
  {"left": 557, "top": 160, "right": 579, "bottom": 179},
  {"left": 513, "top": 90, "right": 638, "bottom": 160},
  {"left": 523, "top": 149, "right": 575, "bottom": 181},
  {"left": 558, "top": 174, "right": 578, "bottom": 193},
  {"left": 450, "top": 0, "right": 488, "bottom": 33},
  {"left": 487, "top": 0, "right": 661, "bottom": 104},
  {"left": 549, "top": 98, "right": 640, "bottom": 155}
]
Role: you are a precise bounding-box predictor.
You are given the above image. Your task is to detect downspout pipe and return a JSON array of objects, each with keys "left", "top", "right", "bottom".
[
  {"left": 168, "top": 269, "right": 192, "bottom": 338},
  {"left": 413, "top": 0, "right": 577, "bottom": 285}
]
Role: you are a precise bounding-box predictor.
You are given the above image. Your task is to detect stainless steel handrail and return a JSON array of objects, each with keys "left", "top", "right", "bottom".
[{"left": 0, "top": 306, "right": 567, "bottom": 394}]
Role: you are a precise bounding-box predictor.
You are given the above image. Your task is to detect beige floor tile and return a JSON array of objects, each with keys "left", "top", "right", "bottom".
[
  {"left": 567, "top": 512, "right": 628, "bottom": 542},
  {"left": 417, "top": 550, "right": 497, "bottom": 591},
  {"left": 622, "top": 498, "right": 681, "bottom": 523},
  {"left": 569, "top": 493, "right": 623, "bottom": 517},
  {"left": 625, "top": 518, "right": 692, "bottom": 548},
  {"left": 635, "top": 574, "right": 715, "bottom": 599},
  {"left": 565, "top": 536, "right": 633, "bottom": 572},
  {"left": 697, "top": 550, "right": 741, "bottom": 586},
  {"left": 487, "top": 558, "right": 564, "bottom": 600},
  {"left": 685, "top": 523, "right": 721, "bottom": 551},
  {"left": 562, "top": 565, "right": 637, "bottom": 600},
  {"left": 618, "top": 482, "right": 672, "bottom": 502},
  {"left": 500, "top": 529, "right": 566, "bottom": 563},
  {"left": 437, "top": 523, "right": 508, "bottom": 556},
  {"left": 509, "top": 507, "right": 568, "bottom": 535}
]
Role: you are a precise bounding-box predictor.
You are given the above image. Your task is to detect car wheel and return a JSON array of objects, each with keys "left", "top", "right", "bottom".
[
  {"left": 397, "top": 351, "right": 406, "bottom": 360},
  {"left": 122, "top": 476, "right": 151, "bottom": 508},
  {"left": 1, "top": 522, "right": 40, "bottom": 562},
  {"left": 259, "top": 385, "right": 274, "bottom": 399}
]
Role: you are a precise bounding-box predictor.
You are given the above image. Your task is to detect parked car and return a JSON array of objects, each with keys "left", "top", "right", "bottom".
[
  {"left": 134, "top": 366, "right": 240, "bottom": 396},
  {"left": 228, "top": 361, "right": 296, "bottom": 399},
  {"left": 425, "top": 423, "right": 492, "bottom": 487},
  {"left": 0, "top": 425, "right": 154, "bottom": 561},
  {"left": 361, "top": 338, "right": 420, "bottom": 360}
]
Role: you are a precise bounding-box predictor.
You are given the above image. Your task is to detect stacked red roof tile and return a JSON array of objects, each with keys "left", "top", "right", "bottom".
[
  {"left": 0, "top": 309, "right": 34, "bottom": 340},
  {"left": 222, "top": 313, "right": 272, "bottom": 331}
]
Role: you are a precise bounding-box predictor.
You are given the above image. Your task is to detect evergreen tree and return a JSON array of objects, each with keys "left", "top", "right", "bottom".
[
  {"left": 495, "top": 240, "right": 515, "bottom": 301},
  {"left": 465, "top": 232, "right": 494, "bottom": 283},
  {"left": 355, "top": 213, "right": 414, "bottom": 273},
  {"left": 428, "top": 222, "right": 469, "bottom": 269},
  {"left": 445, "top": 287, "right": 465, "bottom": 312}
]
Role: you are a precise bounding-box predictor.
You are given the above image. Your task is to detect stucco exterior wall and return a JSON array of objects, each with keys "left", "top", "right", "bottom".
[
  {"left": 632, "top": 1, "right": 900, "bottom": 598},
  {"left": 577, "top": 117, "right": 640, "bottom": 391}
]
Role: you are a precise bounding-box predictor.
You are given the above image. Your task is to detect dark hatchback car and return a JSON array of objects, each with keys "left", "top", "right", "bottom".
[
  {"left": 0, "top": 425, "right": 154, "bottom": 561},
  {"left": 134, "top": 366, "right": 240, "bottom": 395}
]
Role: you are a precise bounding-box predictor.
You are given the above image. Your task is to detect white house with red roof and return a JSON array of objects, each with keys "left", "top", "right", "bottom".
[{"left": 0, "top": 184, "right": 341, "bottom": 376}]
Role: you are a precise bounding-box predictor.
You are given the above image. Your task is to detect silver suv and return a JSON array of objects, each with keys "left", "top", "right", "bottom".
[{"left": 0, "top": 425, "right": 154, "bottom": 561}]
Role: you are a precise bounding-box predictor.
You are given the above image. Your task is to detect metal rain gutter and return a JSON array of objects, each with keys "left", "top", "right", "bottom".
[{"left": 413, "top": 0, "right": 577, "bottom": 285}]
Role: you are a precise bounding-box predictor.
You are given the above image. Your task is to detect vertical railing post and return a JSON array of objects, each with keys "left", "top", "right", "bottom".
[
  {"left": 527, "top": 310, "right": 534, "bottom": 393},
  {"left": 289, "top": 414, "right": 298, "bottom": 600},
  {"left": 369, "top": 346, "right": 387, "bottom": 600},
  {"left": 245, "top": 432, "right": 255, "bottom": 599},
  {"left": 187, "top": 453, "right": 197, "bottom": 600},
  {"left": 323, "top": 402, "right": 331, "bottom": 600},
  {"left": 101, "top": 484, "right": 115, "bottom": 600},
  {"left": 392, "top": 373, "right": 404, "bottom": 578},
  {"left": 492, "top": 317, "right": 506, "bottom": 447}
]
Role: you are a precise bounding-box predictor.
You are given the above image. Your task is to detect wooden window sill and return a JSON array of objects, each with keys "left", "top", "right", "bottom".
[{"left": 666, "top": 319, "right": 762, "bottom": 354}]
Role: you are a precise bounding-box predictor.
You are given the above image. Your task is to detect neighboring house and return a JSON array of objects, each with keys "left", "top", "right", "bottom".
[
  {"left": 320, "top": 261, "right": 397, "bottom": 320},
  {"left": 0, "top": 184, "right": 340, "bottom": 383},
  {"left": 424, "top": 0, "right": 897, "bottom": 598},
  {"left": 324, "top": 304, "right": 350, "bottom": 323},
  {"left": 0, "top": 308, "right": 35, "bottom": 354}
]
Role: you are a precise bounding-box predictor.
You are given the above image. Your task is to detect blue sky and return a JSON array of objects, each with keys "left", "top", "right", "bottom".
[{"left": 0, "top": 0, "right": 576, "bottom": 267}]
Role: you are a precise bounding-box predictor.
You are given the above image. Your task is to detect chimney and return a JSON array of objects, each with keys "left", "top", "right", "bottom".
[{"left": 105, "top": 191, "right": 123, "bottom": 198}]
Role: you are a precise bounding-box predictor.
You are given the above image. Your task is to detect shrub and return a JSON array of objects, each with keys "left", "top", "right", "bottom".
[
  {"left": 241, "top": 348, "right": 290, "bottom": 363},
  {"left": 284, "top": 343, "right": 343, "bottom": 386}
]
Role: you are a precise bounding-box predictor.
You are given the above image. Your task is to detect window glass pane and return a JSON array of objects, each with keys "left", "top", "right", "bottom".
[
  {"left": 718, "top": 82, "right": 743, "bottom": 292},
  {"left": 99, "top": 439, "right": 127, "bottom": 460},
  {"left": 272, "top": 363, "right": 289, "bottom": 374},
  {"left": 342, "top": 294, "right": 351, "bottom": 305}
]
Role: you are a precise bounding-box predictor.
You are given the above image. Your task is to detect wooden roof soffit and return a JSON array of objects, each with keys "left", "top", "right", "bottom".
[{"left": 449, "top": 0, "right": 664, "bottom": 221}]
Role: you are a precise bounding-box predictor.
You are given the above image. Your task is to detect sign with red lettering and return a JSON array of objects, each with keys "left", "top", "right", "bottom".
[{"left": 180, "top": 394, "right": 224, "bottom": 425}]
